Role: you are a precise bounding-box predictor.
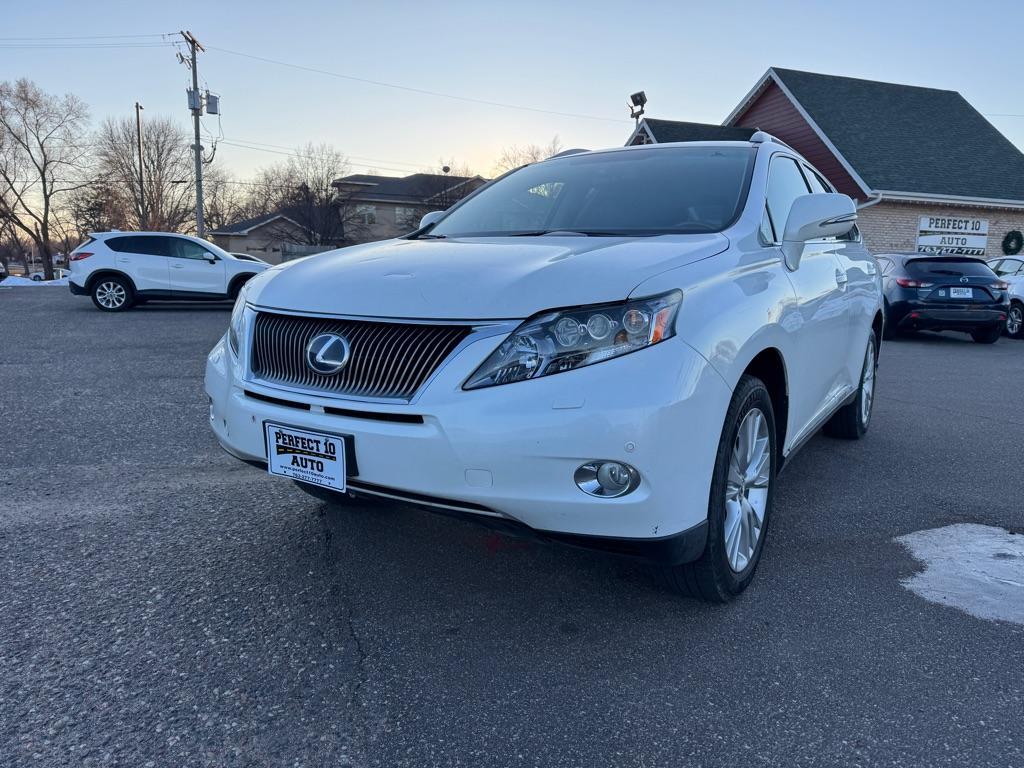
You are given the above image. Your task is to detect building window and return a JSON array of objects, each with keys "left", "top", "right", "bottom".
[
  {"left": 356, "top": 205, "right": 377, "bottom": 225},
  {"left": 395, "top": 206, "right": 419, "bottom": 229}
]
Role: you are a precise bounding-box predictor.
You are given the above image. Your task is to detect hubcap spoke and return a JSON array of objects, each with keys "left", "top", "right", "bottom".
[{"left": 724, "top": 407, "right": 771, "bottom": 573}]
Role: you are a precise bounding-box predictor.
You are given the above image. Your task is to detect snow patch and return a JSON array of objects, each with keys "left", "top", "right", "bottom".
[
  {"left": 1, "top": 276, "right": 69, "bottom": 286},
  {"left": 896, "top": 523, "right": 1024, "bottom": 626}
]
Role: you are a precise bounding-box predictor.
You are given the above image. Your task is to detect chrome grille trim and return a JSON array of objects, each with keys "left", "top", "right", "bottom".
[{"left": 249, "top": 311, "right": 474, "bottom": 401}]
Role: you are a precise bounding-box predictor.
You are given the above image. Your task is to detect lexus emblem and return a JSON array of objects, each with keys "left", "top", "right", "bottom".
[
  {"left": 960, "top": 277, "right": 969, "bottom": 283},
  {"left": 305, "top": 333, "right": 351, "bottom": 375}
]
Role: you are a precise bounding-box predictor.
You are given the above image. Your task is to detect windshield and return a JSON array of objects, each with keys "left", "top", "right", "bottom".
[{"left": 426, "top": 146, "right": 756, "bottom": 238}]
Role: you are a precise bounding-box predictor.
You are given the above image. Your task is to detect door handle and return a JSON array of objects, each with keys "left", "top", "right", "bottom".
[
  {"left": 171, "top": 264, "right": 185, "bottom": 269},
  {"left": 835, "top": 269, "right": 848, "bottom": 286}
]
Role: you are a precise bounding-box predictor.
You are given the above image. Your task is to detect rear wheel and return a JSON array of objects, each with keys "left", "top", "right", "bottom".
[
  {"left": 971, "top": 325, "right": 1002, "bottom": 344},
  {"left": 660, "top": 375, "right": 776, "bottom": 602},
  {"left": 90, "top": 276, "right": 133, "bottom": 312},
  {"left": 824, "top": 334, "right": 877, "bottom": 440},
  {"left": 1006, "top": 302, "right": 1024, "bottom": 340}
]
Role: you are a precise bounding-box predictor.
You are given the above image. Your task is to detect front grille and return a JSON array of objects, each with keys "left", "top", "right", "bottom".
[{"left": 250, "top": 311, "right": 471, "bottom": 400}]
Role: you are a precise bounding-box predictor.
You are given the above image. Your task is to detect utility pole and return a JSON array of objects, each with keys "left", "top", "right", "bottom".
[
  {"left": 134, "top": 102, "right": 146, "bottom": 229},
  {"left": 180, "top": 30, "right": 205, "bottom": 237}
]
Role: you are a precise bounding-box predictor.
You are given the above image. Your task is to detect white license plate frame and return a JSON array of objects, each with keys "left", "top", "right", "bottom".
[
  {"left": 949, "top": 287, "right": 973, "bottom": 299},
  {"left": 263, "top": 422, "right": 348, "bottom": 491}
]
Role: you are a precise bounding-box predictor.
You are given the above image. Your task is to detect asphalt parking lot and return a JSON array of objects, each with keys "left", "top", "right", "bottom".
[{"left": 2, "top": 288, "right": 1023, "bottom": 768}]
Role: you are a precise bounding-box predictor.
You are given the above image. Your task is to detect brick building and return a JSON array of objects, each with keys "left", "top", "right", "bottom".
[{"left": 627, "top": 68, "right": 1024, "bottom": 259}]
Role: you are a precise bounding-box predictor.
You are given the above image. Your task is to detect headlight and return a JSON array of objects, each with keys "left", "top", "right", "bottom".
[
  {"left": 228, "top": 294, "right": 246, "bottom": 356},
  {"left": 464, "top": 290, "right": 682, "bottom": 390}
]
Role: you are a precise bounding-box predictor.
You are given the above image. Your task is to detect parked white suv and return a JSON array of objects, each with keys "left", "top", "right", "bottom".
[
  {"left": 68, "top": 232, "right": 269, "bottom": 311},
  {"left": 206, "top": 136, "right": 883, "bottom": 601}
]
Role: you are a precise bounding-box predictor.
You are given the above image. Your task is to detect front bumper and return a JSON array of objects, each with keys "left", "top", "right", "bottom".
[{"left": 205, "top": 326, "right": 733, "bottom": 555}]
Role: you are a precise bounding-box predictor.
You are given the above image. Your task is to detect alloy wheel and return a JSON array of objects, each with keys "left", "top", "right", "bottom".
[
  {"left": 724, "top": 407, "right": 770, "bottom": 572},
  {"left": 1008, "top": 306, "right": 1023, "bottom": 337},
  {"left": 96, "top": 281, "right": 126, "bottom": 309},
  {"left": 860, "top": 341, "right": 876, "bottom": 426}
]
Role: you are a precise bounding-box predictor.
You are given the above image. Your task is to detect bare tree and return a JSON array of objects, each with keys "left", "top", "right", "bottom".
[
  {"left": 243, "top": 143, "right": 372, "bottom": 246},
  {"left": 491, "top": 135, "right": 562, "bottom": 175},
  {"left": 93, "top": 114, "right": 194, "bottom": 232},
  {"left": 0, "top": 79, "right": 92, "bottom": 279}
]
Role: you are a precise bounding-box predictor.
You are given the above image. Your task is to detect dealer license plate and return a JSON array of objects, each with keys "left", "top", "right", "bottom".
[
  {"left": 264, "top": 422, "right": 346, "bottom": 491},
  {"left": 949, "top": 287, "right": 973, "bottom": 299}
]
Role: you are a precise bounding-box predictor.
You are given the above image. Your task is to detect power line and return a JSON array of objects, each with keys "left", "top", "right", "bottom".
[
  {"left": 218, "top": 140, "right": 434, "bottom": 173},
  {"left": 0, "top": 42, "right": 177, "bottom": 49},
  {"left": 208, "top": 46, "right": 627, "bottom": 124},
  {"left": 0, "top": 32, "right": 172, "bottom": 40}
]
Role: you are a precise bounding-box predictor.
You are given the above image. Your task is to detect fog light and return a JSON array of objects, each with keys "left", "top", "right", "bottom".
[{"left": 574, "top": 461, "right": 640, "bottom": 498}]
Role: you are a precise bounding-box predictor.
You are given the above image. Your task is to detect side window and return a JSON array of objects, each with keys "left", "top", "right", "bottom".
[
  {"left": 803, "top": 166, "right": 835, "bottom": 194},
  {"left": 107, "top": 236, "right": 169, "bottom": 256},
  {"left": 765, "top": 156, "right": 811, "bottom": 240},
  {"left": 170, "top": 238, "right": 212, "bottom": 260},
  {"left": 759, "top": 207, "right": 776, "bottom": 244}
]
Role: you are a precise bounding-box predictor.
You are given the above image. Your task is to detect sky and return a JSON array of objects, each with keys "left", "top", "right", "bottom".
[{"left": 2, "top": 0, "right": 1022, "bottom": 181}]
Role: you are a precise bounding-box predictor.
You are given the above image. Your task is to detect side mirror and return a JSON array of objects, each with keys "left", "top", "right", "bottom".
[
  {"left": 780, "top": 193, "right": 857, "bottom": 270},
  {"left": 418, "top": 210, "right": 445, "bottom": 230},
  {"left": 204, "top": 252, "right": 219, "bottom": 263}
]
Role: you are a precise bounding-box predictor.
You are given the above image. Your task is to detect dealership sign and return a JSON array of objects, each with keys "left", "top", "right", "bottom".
[{"left": 916, "top": 216, "right": 989, "bottom": 256}]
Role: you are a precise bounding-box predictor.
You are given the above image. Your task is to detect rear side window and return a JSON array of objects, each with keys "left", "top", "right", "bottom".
[
  {"left": 765, "top": 156, "right": 811, "bottom": 239},
  {"left": 906, "top": 259, "right": 997, "bottom": 278},
  {"left": 106, "top": 236, "right": 171, "bottom": 256}
]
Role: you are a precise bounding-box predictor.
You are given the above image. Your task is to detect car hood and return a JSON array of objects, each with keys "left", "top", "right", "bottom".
[{"left": 246, "top": 234, "right": 729, "bottom": 320}]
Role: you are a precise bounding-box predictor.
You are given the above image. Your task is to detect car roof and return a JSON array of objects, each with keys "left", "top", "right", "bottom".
[
  {"left": 90, "top": 231, "right": 195, "bottom": 238},
  {"left": 542, "top": 136, "right": 792, "bottom": 163}
]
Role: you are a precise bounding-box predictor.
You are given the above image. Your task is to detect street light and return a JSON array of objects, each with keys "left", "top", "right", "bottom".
[{"left": 628, "top": 90, "right": 647, "bottom": 124}]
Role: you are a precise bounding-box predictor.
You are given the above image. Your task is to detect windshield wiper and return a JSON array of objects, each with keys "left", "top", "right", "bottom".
[{"left": 411, "top": 233, "right": 446, "bottom": 240}]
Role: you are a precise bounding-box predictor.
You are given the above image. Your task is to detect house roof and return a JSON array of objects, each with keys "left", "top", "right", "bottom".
[
  {"left": 728, "top": 68, "right": 1024, "bottom": 204},
  {"left": 630, "top": 119, "right": 756, "bottom": 145},
  {"left": 333, "top": 172, "right": 485, "bottom": 204},
  {"left": 209, "top": 212, "right": 305, "bottom": 236}
]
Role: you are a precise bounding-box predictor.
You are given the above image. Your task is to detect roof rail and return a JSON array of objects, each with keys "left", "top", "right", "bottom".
[{"left": 749, "top": 130, "right": 796, "bottom": 151}]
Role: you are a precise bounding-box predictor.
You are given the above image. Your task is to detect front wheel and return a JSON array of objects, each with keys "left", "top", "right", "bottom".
[
  {"left": 970, "top": 325, "right": 1002, "bottom": 344},
  {"left": 660, "top": 375, "right": 776, "bottom": 602},
  {"left": 1005, "top": 302, "right": 1024, "bottom": 340},
  {"left": 90, "top": 277, "right": 134, "bottom": 312}
]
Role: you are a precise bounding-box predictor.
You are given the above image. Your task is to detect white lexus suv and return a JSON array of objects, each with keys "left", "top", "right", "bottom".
[
  {"left": 206, "top": 135, "right": 883, "bottom": 601},
  {"left": 68, "top": 232, "right": 269, "bottom": 311}
]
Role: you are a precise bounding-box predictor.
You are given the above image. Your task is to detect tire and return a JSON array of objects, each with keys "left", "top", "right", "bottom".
[
  {"left": 970, "top": 325, "right": 1002, "bottom": 344},
  {"left": 90, "top": 276, "right": 134, "bottom": 312},
  {"left": 660, "top": 375, "right": 777, "bottom": 602},
  {"left": 229, "top": 274, "right": 254, "bottom": 300},
  {"left": 1006, "top": 302, "right": 1024, "bottom": 340},
  {"left": 32, "top": 275, "right": 42, "bottom": 282},
  {"left": 824, "top": 334, "right": 878, "bottom": 440},
  {"left": 882, "top": 302, "right": 898, "bottom": 340}
]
